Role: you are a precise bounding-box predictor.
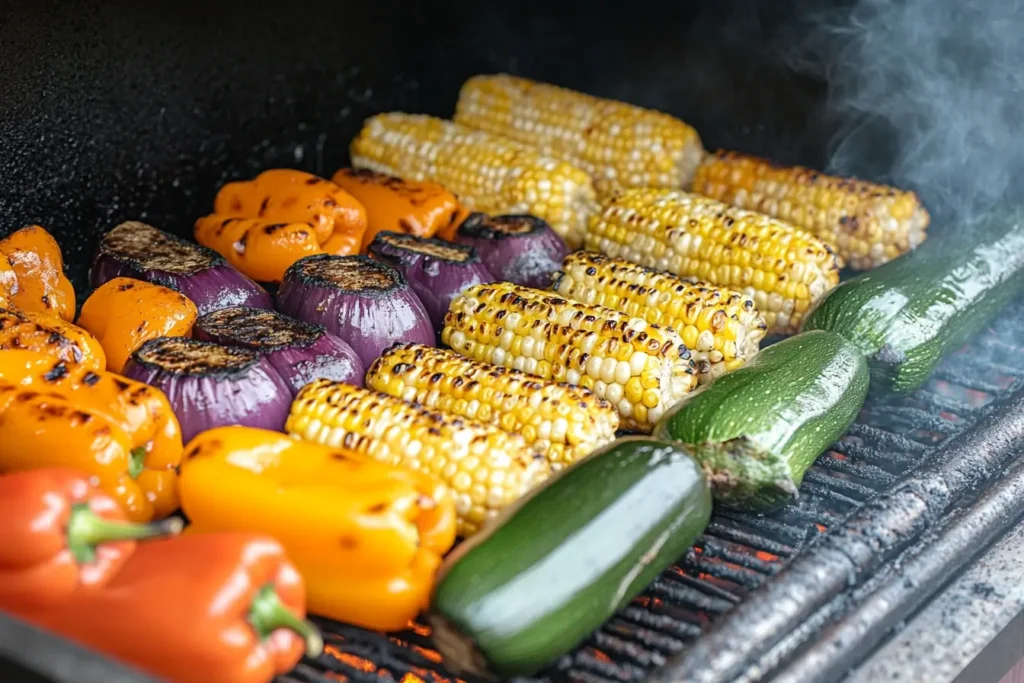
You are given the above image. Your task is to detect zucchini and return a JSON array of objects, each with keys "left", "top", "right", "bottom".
[
  {"left": 428, "top": 437, "right": 711, "bottom": 679},
  {"left": 802, "top": 209, "right": 1024, "bottom": 393},
  {"left": 653, "top": 330, "right": 868, "bottom": 511}
]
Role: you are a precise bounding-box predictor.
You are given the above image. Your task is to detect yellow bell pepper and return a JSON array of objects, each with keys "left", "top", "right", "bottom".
[
  {"left": 0, "top": 350, "right": 182, "bottom": 521},
  {"left": 179, "top": 425, "right": 457, "bottom": 632}
]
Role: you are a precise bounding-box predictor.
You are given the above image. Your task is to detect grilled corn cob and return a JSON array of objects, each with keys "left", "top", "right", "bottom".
[
  {"left": 366, "top": 343, "right": 619, "bottom": 470},
  {"left": 553, "top": 252, "right": 767, "bottom": 381},
  {"left": 691, "top": 150, "right": 930, "bottom": 269},
  {"left": 350, "top": 113, "right": 597, "bottom": 249},
  {"left": 286, "top": 379, "right": 550, "bottom": 537},
  {"left": 442, "top": 283, "right": 698, "bottom": 432},
  {"left": 584, "top": 188, "right": 841, "bottom": 335},
  {"left": 454, "top": 74, "right": 706, "bottom": 195}
]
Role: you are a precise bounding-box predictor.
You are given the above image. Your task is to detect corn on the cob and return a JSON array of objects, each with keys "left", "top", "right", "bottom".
[
  {"left": 286, "top": 379, "right": 550, "bottom": 537},
  {"left": 349, "top": 113, "right": 597, "bottom": 249},
  {"left": 454, "top": 74, "right": 706, "bottom": 196},
  {"left": 442, "top": 283, "right": 697, "bottom": 432},
  {"left": 691, "top": 150, "right": 930, "bottom": 269},
  {"left": 584, "top": 188, "right": 841, "bottom": 335},
  {"left": 367, "top": 343, "right": 619, "bottom": 470},
  {"left": 552, "top": 252, "right": 767, "bottom": 381}
]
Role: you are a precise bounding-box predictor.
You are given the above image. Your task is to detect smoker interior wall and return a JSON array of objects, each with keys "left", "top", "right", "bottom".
[{"left": 0, "top": 0, "right": 832, "bottom": 289}]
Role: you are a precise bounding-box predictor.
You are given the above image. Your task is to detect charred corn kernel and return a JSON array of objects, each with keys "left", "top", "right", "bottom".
[
  {"left": 0, "top": 307, "right": 106, "bottom": 372},
  {"left": 442, "top": 283, "right": 697, "bottom": 432},
  {"left": 584, "top": 188, "right": 841, "bottom": 335},
  {"left": 366, "top": 343, "right": 619, "bottom": 469},
  {"left": 214, "top": 168, "right": 368, "bottom": 256},
  {"left": 331, "top": 168, "right": 465, "bottom": 249},
  {"left": 194, "top": 216, "right": 321, "bottom": 283},
  {"left": 691, "top": 150, "right": 930, "bottom": 269},
  {"left": 77, "top": 278, "right": 198, "bottom": 373},
  {"left": 455, "top": 74, "right": 706, "bottom": 195},
  {"left": 349, "top": 113, "right": 598, "bottom": 249},
  {"left": 553, "top": 252, "right": 767, "bottom": 382},
  {"left": 286, "top": 379, "right": 550, "bottom": 536},
  {"left": 0, "top": 225, "right": 76, "bottom": 321}
]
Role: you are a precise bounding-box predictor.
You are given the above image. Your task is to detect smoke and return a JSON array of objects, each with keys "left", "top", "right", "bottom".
[{"left": 776, "top": 0, "right": 1024, "bottom": 227}]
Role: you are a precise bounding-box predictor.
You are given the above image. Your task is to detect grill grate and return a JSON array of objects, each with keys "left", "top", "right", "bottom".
[{"left": 278, "top": 303, "right": 1024, "bottom": 683}]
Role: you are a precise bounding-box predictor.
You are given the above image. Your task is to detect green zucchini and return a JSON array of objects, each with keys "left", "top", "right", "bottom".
[
  {"left": 428, "top": 437, "right": 711, "bottom": 680},
  {"left": 802, "top": 209, "right": 1024, "bottom": 393},
  {"left": 652, "top": 330, "right": 868, "bottom": 511}
]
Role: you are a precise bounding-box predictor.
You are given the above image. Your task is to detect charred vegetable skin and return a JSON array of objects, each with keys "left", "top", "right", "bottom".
[
  {"left": 429, "top": 438, "right": 711, "bottom": 679},
  {"left": 123, "top": 337, "right": 293, "bottom": 444},
  {"left": 0, "top": 307, "right": 106, "bottom": 371},
  {"left": 77, "top": 277, "right": 198, "bottom": 373},
  {"left": 553, "top": 252, "right": 767, "bottom": 382},
  {"left": 0, "top": 468, "right": 182, "bottom": 611},
  {"left": 443, "top": 283, "right": 698, "bottom": 431},
  {"left": 214, "top": 168, "right": 368, "bottom": 257},
  {"left": 91, "top": 221, "right": 272, "bottom": 315},
  {"left": 194, "top": 307, "right": 364, "bottom": 392},
  {"left": 368, "top": 231, "right": 494, "bottom": 330},
  {"left": 287, "top": 379, "right": 550, "bottom": 537},
  {"left": 366, "top": 343, "right": 619, "bottom": 469},
  {"left": 803, "top": 209, "right": 1024, "bottom": 393},
  {"left": 332, "top": 168, "right": 465, "bottom": 248},
  {"left": 452, "top": 213, "right": 567, "bottom": 288},
  {"left": 180, "top": 426, "right": 457, "bottom": 631},
  {"left": 20, "top": 532, "right": 322, "bottom": 683},
  {"left": 692, "top": 150, "right": 930, "bottom": 269},
  {"left": 277, "top": 254, "right": 435, "bottom": 367},
  {"left": 0, "top": 225, "right": 76, "bottom": 320},
  {"left": 193, "top": 216, "right": 325, "bottom": 284},
  {"left": 654, "top": 331, "right": 868, "bottom": 510},
  {"left": 0, "top": 350, "right": 183, "bottom": 522}
]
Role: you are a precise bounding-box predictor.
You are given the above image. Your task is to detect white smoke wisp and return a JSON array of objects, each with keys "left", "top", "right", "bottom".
[{"left": 779, "top": 0, "right": 1024, "bottom": 227}]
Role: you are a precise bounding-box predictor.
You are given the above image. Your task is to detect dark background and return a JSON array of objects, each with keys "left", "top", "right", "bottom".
[{"left": 0, "top": 0, "right": 837, "bottom": 289}]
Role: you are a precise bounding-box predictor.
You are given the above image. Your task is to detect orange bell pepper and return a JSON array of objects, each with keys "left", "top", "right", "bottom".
[
  {"left": 18, "top": 532, "right": 321, "bottom": 683},
  {"left": 331, "top": 168, "right": 465, "bottom": 249},
  {"left": 0, "top": 350, "right": 183, "bottom": 522},
  {"left": 193, "top": 216, "right": 322, "bottom": 283},
  {"left": 179, "top": 425, "right": 457, "bottom": 631},
  {"left": 77, "top": 277, "right": 198, "bottom": 372},
  {"left": 0, "top": 251, "right": 17, "bottom": 308},
  {"left": 0, "top": 468, "right": 182, "bottom": 610},
  {"left": 0, "top": 225, "right": 76, "bottom": 321},
  {"left": 214, "top": 168, "right": 368, "bottom": 256},
  {"left": 0, "top": 306, "right": 106, "bottom": 372}
]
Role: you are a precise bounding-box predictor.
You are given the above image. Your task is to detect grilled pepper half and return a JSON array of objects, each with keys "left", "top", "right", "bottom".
[
  {"left": 0, "top": 306, "right": 106, "bottom": 371},
  {"left": 0, "top": 225, "right": 76, "bottom": 321},
  {"left": 19, "top": 532, "right": 322, "bottom": 683},
  {"left": 0, "top": 468, "right": 183, "bottom": 610},
  {"left": 0, "top": 350, "right": 183, "bottom": 521},
  {"left": 180, "top": 426, "right": 457, "bottom": 632}
]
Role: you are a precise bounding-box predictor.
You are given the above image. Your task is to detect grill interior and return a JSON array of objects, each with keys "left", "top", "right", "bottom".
[{"left": 273, "top": 306, "right": 1024, "bottom": 683}]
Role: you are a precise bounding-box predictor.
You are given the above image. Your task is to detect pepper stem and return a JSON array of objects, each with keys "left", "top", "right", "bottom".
[
  {"left": 248, "top": 583, "right": 324, "bottom": 659},
  {"left": 128, "top": 446, "right": 147, "bottom": 479},
  {"left": 66, "top": 504, "right": 184, "bottom": 565}
]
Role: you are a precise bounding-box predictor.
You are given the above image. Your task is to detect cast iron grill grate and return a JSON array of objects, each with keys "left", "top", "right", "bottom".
[{"left": 277, "top": 303, "right": 1024, "bottom": 683}]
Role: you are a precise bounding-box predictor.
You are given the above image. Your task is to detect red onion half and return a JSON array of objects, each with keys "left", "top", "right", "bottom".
[
  {"left": 453, "top": 213, "right": 568, "bottom": 288},
  {"left": 122, "top": 336, "right": 292, "bottom": 443},
  {"left": 91, "top": 221, "right": 273, "bottom": 315},
  {"left": 367, "top": 231, "right": 494, "bottom": 330},
  {"left": 276, "top": 255, "right": 434, "bottom": 366},
  {"left": 193, "top": 306, "right": 365, "bottom": 393}
]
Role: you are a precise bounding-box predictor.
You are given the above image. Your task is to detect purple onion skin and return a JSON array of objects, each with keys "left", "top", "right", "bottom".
[
  {"left": 453, "top": 214, "right": 568, "bottom": 288},
  {"left": 91, "top": 254, "right": 273, "bottom": 316},
  {"left": 276, "top": 256, "right": 435, "bottom": 367},
  {"left": 123, "top": 344, "right": 293, "bottom": 444},
  {"left": 194, "top": 324, "right": 365, "bottom": 392},
  {"left": 368, "top": 237, "right": 495, "bottom": 330}
]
